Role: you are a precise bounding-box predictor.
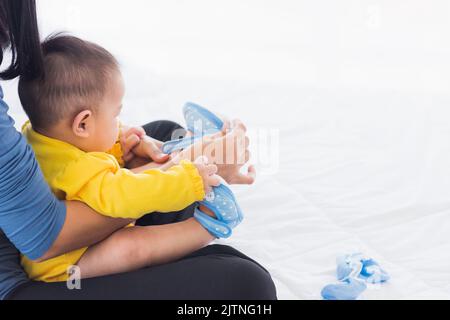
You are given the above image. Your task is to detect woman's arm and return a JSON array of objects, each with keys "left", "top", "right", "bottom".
[
  {"left": 130, "top": 158, "right": 178, "bottom": 173},
  {"left": 37, "top": 201, "right": 132, "bottom": 262},
  {"left": 0, "top": 91, "right": 132, "bottom": 262},
  {"left": 0, "top": 133, "right": 131, "bottom": 263},
  {"left": 76, "top": 208, "right": 217, "bottom": 280}
]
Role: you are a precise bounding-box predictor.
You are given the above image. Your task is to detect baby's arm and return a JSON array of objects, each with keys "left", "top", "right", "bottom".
[
  {"left": 58, "top": 153, "right": 218, "bottom": 219},
  {"left": 129, "top": 159, "right": 170, "bottom": 173},
  {"left": 125, "top": 129, "right": 226, "bottom": 173},
  {"left": 129, "top": 157, "right": 185, "bottom": 174},
  {"left": 124, "top": 135, "right": 169, "bottom": 169},
  {"left": 76, "top": 205, "right": 216, "bottom": 279}
]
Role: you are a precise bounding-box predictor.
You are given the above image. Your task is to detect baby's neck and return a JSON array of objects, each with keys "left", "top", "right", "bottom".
[{"left": 38, "top": 123, "right": 89, "bottom": 153}]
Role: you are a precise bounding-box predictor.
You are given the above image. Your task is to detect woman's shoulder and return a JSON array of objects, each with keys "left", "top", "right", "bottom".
[{"left": 0, "top": 85, "right": 22, "bottom": 151}]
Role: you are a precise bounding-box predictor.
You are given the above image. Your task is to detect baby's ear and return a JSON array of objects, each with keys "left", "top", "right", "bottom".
[{"left": 72, "top": 110, "right": 93, "bottom": 138}]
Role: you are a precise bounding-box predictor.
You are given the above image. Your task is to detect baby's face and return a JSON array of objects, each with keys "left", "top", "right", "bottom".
[{"left": 92, "top": 71, "right": 125, "bottom": 152}]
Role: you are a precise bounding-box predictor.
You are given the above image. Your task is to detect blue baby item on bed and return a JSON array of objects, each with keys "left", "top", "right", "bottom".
[
  {"left": 194, "top": 183, "right": 244, "bottom": 239},
  {"left": 358, "top": 257, "right": 390, "bottom": 284},
  {"left": 162, "top": 102, "right": 224, "bottom": 154},
  {"left": 321, "top": 278, "right": 367, "bottom": 301},
  {"left": 321, "top": 253, "right": 390, "bottom": 300}
]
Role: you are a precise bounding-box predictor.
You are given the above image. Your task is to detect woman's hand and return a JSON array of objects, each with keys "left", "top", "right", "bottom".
[
  {"left": 178, "top": 119, "right": 256, "bottom": 185},
  {"left": 212, "top": 119, "right": 256, "bottom": 185}
]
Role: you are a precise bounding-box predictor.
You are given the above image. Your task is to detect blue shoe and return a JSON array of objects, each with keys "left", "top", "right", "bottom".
[
  {"left": 162, "top": 102, "right": 224, "bottom": 154},
  {"left": 161, "top": 135, "right": 203, "bottom": 155},
  {"left": 360, "top": 258, "right": 390, "bottom": 284},
  {"left": 322, "top": 253, "right": 390, "bottom": 300},
  {"left": 337, "top": 253, "right": 390, "bottom": 284},
  {"left": 336, "top": 254, "right": 364, "bottom": 281},
  {"left": 183, "top": 102, "right": 224, "bottom": 135},
  {"left": 194, "top": 183, "right": 244, "bottom": 239},
  {"left": 321, "top": 278, "right": 367, "bottom": 301}
]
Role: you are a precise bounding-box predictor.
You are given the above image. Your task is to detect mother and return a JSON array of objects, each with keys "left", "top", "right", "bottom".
[{"left": 0, "top": 0, "right": 276, "bottom": 300}]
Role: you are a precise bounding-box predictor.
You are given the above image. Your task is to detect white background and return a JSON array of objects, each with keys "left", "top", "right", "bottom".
[
  {"left": 3, "top": 1, "right": 450, "bottom": 299},
  {"left": 5, "top": 1, "right": 450, "bottom": 121}
]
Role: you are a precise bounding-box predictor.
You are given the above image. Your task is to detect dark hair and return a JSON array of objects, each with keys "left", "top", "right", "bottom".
[
  {"left": 0, "top": 0, "right": 44, "bottom": 81},
  {"left": 18, "top": 34, "right": 119, "bottom": 130}
]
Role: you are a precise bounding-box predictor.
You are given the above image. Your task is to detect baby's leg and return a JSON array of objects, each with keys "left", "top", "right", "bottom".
[{"left": 77, "top": 209, "right": 215, "bottom": 279}]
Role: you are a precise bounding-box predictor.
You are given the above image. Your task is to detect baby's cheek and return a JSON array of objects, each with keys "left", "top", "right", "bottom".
[
  {"left": 114, "top": 122, "right": 121, "bottom": 141},
  {"left": 111, "top": 126, "right": 121, "bottom": 146},
  {"left": 104, "top": 126, "right": 120, "bottom": 151}
]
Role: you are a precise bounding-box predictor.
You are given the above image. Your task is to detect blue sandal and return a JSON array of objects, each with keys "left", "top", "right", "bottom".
[
  {"left": 194, "top": 183, "right": 244, "bottom": 239},
  {"left": 162, "top": 102, "right": 224, "bottom": 154}
]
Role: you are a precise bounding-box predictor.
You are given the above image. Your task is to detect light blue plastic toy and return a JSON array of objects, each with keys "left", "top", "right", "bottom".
[
  {"left": 162, "top": 102, "right": 224, "bottom": 154},
  {"left": 321, "top": 253, "right": 390, "bottom": 300},
  {"left": 194, "top": 183, "right": 244, "bottom": 239}
]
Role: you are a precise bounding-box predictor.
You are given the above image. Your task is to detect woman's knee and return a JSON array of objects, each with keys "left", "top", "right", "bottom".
[
  {"left": 220, "top": 257, "right": 277, "bottom": 300},
  {"left": 142, "top": 120, "right": 186, "bottom": 142}
]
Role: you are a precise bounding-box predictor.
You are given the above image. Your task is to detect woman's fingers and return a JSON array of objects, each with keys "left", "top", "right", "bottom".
[
  {"left": 245, "top": 150, "right": 251, "bottom": 163},
  {"left": 143, "top": 137, "right": 170, "bottom": 163},
  {"left": 232, "top": 119, "right": 247, "bottom": 133},
  {"left": 194, "top": 155, "right": 209, "bottom": 165},
  {"left": 222, "top": 118, "right": 231, "bottom": 133},
  {"left": 233, "top": 165, "right": 257, "bottom": 185},
  {"left": 152, "top": 139, "right": 165, "bottom": 148}
]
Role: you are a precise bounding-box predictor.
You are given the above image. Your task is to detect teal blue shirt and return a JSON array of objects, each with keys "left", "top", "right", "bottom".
[{"left": 0, "top": 85, "right": 66, "bottom": 299}]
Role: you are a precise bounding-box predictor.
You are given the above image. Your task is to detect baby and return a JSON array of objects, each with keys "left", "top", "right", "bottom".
[{"left": 19, "top": 35, "right": 225, "bottom": 282}]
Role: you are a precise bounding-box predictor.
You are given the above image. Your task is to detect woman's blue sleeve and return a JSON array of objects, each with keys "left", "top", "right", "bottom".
[{"left": 0, "top": 86, "right": 66, "bottom": 261}]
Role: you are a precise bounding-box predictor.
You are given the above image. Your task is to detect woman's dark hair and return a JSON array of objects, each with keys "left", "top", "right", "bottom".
[{"left": 0, "top": 0, "right": 44, "bottom": 81}]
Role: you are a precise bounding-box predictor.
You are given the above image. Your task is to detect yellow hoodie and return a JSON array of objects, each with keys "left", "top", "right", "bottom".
[{"left": 21, "top": 122, "right": 205, "bottom": 282}]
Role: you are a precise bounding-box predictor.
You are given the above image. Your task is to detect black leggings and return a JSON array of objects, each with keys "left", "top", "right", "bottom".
[{"left": 9, "top": 120, "right": 277, "bottom": 300}]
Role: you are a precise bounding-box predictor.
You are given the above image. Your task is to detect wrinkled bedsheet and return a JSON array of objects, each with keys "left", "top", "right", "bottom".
[{"left": 5, "top": 0, "right": 450, "bottom": 300}]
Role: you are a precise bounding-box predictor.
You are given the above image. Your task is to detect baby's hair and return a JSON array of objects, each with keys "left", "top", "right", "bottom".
[{"left": 18, "top": 34, "right": 119, "bottom": 131}]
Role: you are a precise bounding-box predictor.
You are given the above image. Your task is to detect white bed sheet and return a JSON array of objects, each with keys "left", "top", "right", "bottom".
[
  {"left": 4, "top": 0, "right": 450, "bottom": 300},
  {"left": 121, "top": 78, "right": 450, "bottom": 300}
]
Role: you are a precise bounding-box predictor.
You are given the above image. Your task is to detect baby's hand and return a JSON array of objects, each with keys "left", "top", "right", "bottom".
[
  {"left": 194, "top": 156, "right": 221, "bottom": 195},
  {"left": 120, "top": 125, "right": 170, "bottom": 165},
  {"left": 120, "top": 125, "right": 146, "bottom": 162},
  {"left": 134, "top": 136, "right": 170, "bottom": 163}
]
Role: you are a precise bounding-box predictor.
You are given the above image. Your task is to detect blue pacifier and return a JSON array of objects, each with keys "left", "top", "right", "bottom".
[
  {"left": 162, "top": 102, "right": 224, "bottom": 154},
  {"left": 194, "top": 183, "right": 244, "bottom": 239}
]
